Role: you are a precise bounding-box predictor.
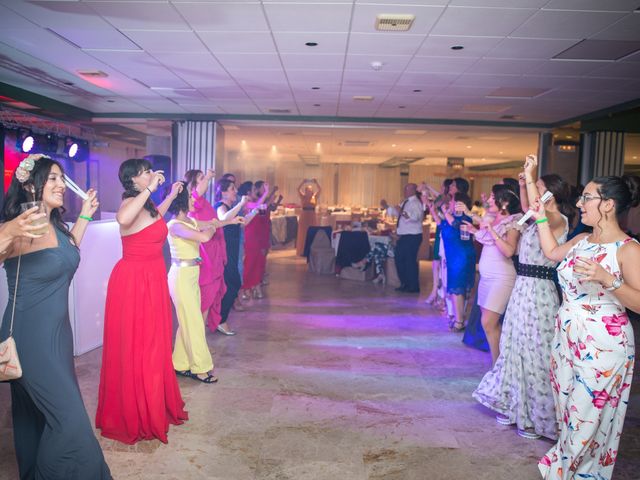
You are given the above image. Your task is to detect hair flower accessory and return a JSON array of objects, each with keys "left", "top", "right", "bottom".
[{"left": 15, "top": 153, "right": 48, "bottom": 183}]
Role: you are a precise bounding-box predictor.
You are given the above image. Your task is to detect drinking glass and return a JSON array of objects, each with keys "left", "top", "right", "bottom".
[
  {"left": 460, "top": 224, "right": 471, "bottom": 241},
  {"left": 20, "top": 201, "right": 48, "bottom": 236},
  {"left": 572, "top": 246, "right": 594, "bottom": 279}
]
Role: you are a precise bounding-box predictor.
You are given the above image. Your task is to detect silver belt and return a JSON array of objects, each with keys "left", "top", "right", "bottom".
[{"left": 171, "top": 257, "right": 202, "bottom": 267}]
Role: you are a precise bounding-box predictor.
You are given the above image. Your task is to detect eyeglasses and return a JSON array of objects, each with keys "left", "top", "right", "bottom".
[{"left": 578, "top": 194, "right": 602, "bottom": 204}]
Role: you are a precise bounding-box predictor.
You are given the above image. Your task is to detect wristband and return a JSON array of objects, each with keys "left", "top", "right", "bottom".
[
  {"left": 535, "top": 217, "right": 548, "bottom": 224},
  {"left": 79, "top": 215, "right": 92, "bottom": 221},
  {"left": 146, "top": 187, "right": 153, "bottom": 194}
]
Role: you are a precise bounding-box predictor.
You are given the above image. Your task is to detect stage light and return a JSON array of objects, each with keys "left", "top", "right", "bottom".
[
  {"left": 16, "top": 129, "right": 35, "bottom": 153},
  {"left": 65, "top": 137, "right": 79, "bottom": 158}
]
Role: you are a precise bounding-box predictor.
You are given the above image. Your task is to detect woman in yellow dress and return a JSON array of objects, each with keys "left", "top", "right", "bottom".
[{"left": 166, "top": 182, "right": 221, "bottom": 383}]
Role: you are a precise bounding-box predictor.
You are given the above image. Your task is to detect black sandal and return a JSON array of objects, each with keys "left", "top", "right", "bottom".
[
  {"left": 189, "top": 372, "right": 218, "bottom": 384},
  {"left": 175, "top": 369, "right": 191, "bottom": 378},
  {"left": 450, "top": 321, "right": 466, "bottom": 332}
]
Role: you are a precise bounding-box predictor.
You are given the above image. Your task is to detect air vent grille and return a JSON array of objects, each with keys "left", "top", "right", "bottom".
[
  {"left": 268, "top": 108, "right": 292, "bottom": 114},
  {"left": 375, "top": 14, "right": 415, "bottom": 32}
]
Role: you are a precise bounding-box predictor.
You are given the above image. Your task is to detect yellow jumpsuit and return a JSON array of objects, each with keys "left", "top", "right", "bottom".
[{"left": 167, "top": 219, "right": 214, "bottom": 375}]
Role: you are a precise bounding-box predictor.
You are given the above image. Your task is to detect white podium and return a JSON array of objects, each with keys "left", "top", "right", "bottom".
[{"left": 0, "top": 220, "right": 122, "bottom": 356}]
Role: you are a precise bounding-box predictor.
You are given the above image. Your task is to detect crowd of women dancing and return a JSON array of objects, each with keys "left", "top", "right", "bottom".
[
  {"left": 0, "top": 154, "right": 281, "bottom": 478},
  {"left": 421, "top": 155, "right": 639, "bottom": 479}
]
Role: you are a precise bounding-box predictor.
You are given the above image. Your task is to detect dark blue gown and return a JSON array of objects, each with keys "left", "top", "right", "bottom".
[
  {"left": 440, "top": 215, "right": 476, "bottom": 295},
  {"left": 0, "top": 227, "right": 111, "bottom": 480}
]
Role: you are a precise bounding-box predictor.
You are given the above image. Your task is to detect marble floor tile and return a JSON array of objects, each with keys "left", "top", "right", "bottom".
[{"left": 0, "top": 249, "right": 638, "bottom": 479}]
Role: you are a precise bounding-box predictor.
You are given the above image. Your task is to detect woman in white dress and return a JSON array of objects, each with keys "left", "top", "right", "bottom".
[{"left": 464, "top": 184, "right": 523, "bottom": 365}]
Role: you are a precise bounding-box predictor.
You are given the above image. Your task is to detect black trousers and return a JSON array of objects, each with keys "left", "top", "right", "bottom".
[
  {"left": 395, "top": 233, "right": 422, "bottom": 291},
  {"left": 221, "top": 226, "right": 241, "bottom": 324}
]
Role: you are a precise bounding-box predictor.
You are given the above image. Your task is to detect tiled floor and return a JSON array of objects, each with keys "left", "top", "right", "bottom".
[{"left": 1, "top": 250, "right": 638, "bottom": 479}]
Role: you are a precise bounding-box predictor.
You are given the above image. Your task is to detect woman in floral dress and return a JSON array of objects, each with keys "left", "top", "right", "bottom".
[
  {"left": 473, "top": 157, "right": 574, "bottom": 440},
  {"left": 532, "top": 175, "right": 640, "bottom": 479}
]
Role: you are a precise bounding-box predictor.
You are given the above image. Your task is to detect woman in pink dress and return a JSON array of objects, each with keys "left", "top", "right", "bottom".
[{"left": 184, "top": 169, "right": 232, "bottom": 333}]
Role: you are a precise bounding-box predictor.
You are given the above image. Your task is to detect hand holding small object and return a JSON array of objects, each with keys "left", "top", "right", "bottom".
[
  {"left": 9, "top": 207, "right": 48, "bottom": 239},
  {"left": 519, "top": 190, "right": 553, "bottom": 225},
  {"left": 573, "top": 257, "right": 614, "bottom": 286},
  {"left": 80, "top": 189, "right": 99, "bottom": 218}
]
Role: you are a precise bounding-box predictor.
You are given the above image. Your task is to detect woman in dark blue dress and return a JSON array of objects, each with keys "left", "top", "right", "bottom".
[
  {"left": 0, "top": 154, "right": 111, "bottom": 479},
  {"left": 438, "top": 192, "right": 476, "bottom": 331}
]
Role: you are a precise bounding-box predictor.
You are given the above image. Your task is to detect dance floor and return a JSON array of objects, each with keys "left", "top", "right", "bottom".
[{"left": 1, "top": 250, "right": 639, "bottom": 479}]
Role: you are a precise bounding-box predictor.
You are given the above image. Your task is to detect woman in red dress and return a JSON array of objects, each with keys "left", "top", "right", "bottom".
[
  {"left": 96, "top": 158, "right": 188, "bottom": 444},
  {"left": 241, "top": 181, "right": 271, "bottom": 299}
]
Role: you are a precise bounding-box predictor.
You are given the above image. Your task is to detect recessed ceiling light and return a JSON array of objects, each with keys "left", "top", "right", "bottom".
[
  {"left": 305, "top": 42, "right": 318, "bottom": 47},
  {"left": 63, "top": 81, "right": 75, "bottom": 86},
  {"left": 408, "top": 148, "right": 413, "bottom": 152},
  {"left": 398, "top": 105, "right": 406, "bottom": 109},
  {"left": 413, "top": 89, "right": 422, "bottom": 93},
  {"left": 633, "top": 156, "right": 638, "bottom": 160},
  {"left": 499, "top": 151, "right": 504, "bottom": 154},
  {"left": 566, "top": 135, "right": 573, "bottom": 139},
  {"left": 106, "top": 99, "right": 115, "bottom": 103},
  {"left": 313, "top": 103, "right": 321, "bottom": 107},
  {"left": 311, "top": 86, "right": 320, "bottom": 90},
  {"left": 451, "top": 45, "right": 464, "bottom": 50},
  {"left": 466, "top": 145, "right": 472, "bottom": 149},
  {"left": 392, "top": 144, "right": 397, "bottom": 147}
]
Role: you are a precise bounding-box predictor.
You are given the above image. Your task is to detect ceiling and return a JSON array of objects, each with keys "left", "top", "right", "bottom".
[{"left": 0, "top": 0, "right": 639, "bottom": 127}]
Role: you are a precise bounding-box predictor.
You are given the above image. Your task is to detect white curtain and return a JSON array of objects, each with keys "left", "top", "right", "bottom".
[{"left": 174, "top": 121, "right": 218, "bottom": 202}]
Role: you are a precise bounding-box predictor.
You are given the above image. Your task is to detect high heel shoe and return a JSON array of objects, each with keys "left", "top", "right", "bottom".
[
  {"left": 372, "top": 274, "right": 386, "bottom": 285},
  {"left": 252, "top": 286, "right": 264, "bottom": 299}
]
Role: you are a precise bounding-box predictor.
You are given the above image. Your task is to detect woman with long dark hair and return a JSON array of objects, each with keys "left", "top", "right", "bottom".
[
  {"left": 474, "top": 155, "right": 574, "bottom": 440},
  {"left": 533, "top": 174, "right": 639, "bottom": 479},
  {"left": 96, "top": 158, "right": 188, "bottom": 444},
  {"left": 463, "top": 184, "right": 523, "bottom": 365},
  {"left": 0, "top": 154, "right": 111, "bottom": 478}
]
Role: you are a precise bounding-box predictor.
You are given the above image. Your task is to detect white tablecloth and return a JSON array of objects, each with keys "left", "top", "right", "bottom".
[{"left": 331, "top": 232, "right": 392, "bottom": 254}]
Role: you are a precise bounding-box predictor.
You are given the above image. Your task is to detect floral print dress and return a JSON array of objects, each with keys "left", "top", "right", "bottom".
[{"left": 539, "top": 237, "right": 636, "bottom": 480}]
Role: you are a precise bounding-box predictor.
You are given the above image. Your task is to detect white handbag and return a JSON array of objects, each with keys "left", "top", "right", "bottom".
[{"left": 0, "top": 252, "right": 23, "bottom": 381}]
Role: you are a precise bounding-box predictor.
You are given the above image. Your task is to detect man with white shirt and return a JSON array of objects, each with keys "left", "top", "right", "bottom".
[{"left": 395, "top": 183, "right": 424, "bottom": 293}]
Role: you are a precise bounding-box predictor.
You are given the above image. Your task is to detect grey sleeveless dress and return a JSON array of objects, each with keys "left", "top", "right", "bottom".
[{"left": 0, "top": 226, "right": 111, "bottom": 480}]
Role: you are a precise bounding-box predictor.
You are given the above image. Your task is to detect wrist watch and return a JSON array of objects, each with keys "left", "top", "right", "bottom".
[{"left": 606, "top": 277, "right": 623, "bottom": 291}]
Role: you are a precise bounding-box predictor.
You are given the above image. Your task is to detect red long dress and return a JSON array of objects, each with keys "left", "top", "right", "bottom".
[
  {"left": 96, "top": 219, "right": 188, "bottom": 444},
  {"left": 242, "top": 205, "right": 270, "bottom": 289}
]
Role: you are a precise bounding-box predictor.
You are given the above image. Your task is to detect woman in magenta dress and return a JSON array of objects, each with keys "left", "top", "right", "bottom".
[
  {"left": 184, "top": 169, "right": 228, "bottom": 332},
  {"left": 242, "top": 180, "right": 271, "bottom": 299},
  {"left": 96, "top": 158, "right": 188, "bottom": 444}
]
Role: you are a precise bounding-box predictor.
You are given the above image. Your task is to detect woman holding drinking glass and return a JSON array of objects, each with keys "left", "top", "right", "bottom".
[
  {"left": 532, "top": 175, "right": 640, "bottom": 479},
  {"left": 0, "top": 154, "right": 111, "bottom": 479}
]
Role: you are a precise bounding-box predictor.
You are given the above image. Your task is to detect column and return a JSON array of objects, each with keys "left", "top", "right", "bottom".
[{"left": 579, "top": 131, "right": 625, "bottom": 185}]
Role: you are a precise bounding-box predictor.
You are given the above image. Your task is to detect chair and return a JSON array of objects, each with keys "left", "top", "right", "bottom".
[{"left": 308, "top": 230, "right": 335, "bottom": 274}]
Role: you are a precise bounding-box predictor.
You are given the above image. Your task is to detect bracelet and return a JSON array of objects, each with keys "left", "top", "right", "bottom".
[
  {"left": 526, "top": 182, "right": 534, "bottom": 185},
  {"left": 535, "top": 217, "right": 548, "bottom": 224},
  {"left": 146, "top": 187, "right": 153, "bottom": 194},
  {"left": 79, "top": 215, "right": 92, "bottom": 221}
]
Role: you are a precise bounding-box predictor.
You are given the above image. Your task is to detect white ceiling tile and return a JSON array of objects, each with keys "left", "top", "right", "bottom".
[
  {"left": 345, "top": 54, "right": 412, "bottom": 71},
  {"left": 52, "top": 27, "right": 137, "bottom": 50},
  {"left": 215, "top": 102, "right": 262, "bottom": 115},
  {"left": 622, "top": 50, "right": 640, "bottom": 62},
  {"left": 389, "top": 84, "right": 445, "bottom": 95},
  {"left": 395, "top": 72, "right": 458, "bottom": 86},
  {"left": 487, "top": 38, "right": 577, "bottom": 59},
  {"left": 272, "top": 32, "right": 348, "bottom": 54},
  {"left": 179, "top": 104, "right": 226, "bottom": 114},
  {"left": 0, "top": 5, "right": 42, "bottom": 30},
  {"left": 174, "top": 2, "right": 269, "bottom": 31},
  {"left": 231, "top": 69, "right": 288, "bottom": 84},
  {"left": 406, "top": 56, "right": 477, "bottom": 74},
  {"left": 298, "top": 105, "right": 338, "bottom": 116},
  {"left": 356, "top": 0, "right": 447, "bottom": 4},
  {"left": 121, "top": 30, "right": 207, "bottom": 53},
  {"left": 449, "top": 0, "right": 547, "bottom": 6},
  {"left": 511, "top": 10, "right": 627, "bottom": 40},
  {"left": 563, "top": 76, "right": 636, "bottom": 90},
  {"left": 467, "top": 58, "right": 543, "bottom": 75},
  {"left": 281, "top": 54, "right": 345, "bottom": 70},
  {"left": 198, "top": 31, "right": 277, "bottom": 54},
  {"left": 198, "top": 85, "right": 250, "bottom": 100},
  {"left": 417, "top": 35, "right": 502, "bottom": 57},
  {"left": 526, "top": 59, "right": 607, "bottom": 76},
  {"left": 439, "top": 85, "right": 497, "bottom": 97},
  {"left": 215, "top": 53, "right": 282, "bottom": 71},
  {"left": 14, "top": 1, "right": 114, "bottom": 29},
  {"left": 351, "top": 4, "right": 445, "bottom": 34},
  {"left": 152, "top": 52, "right": 225, "bottom": 74},
  {"left": 453, "top": 73, "right": 520, "bottom": 87},
  {"left": 587, "top": 62, "right": 640, "bottom": 78},
  {"left": 287, "top": 70, "right": 343, "bottom": 83},
  {"left": 88, "top": 2, "right": 190, "bottom": 30},
  {"left": 592, "top": 13, "right": 640, "bottom": 41},
  {"left": 431, "top": 7, "right": 535, "bottom": 37},
  {"left": 264, "top": 3, "right": 352, "bottom": 32},
  {"left": 348, "top": 33, "right": 424, "bottom": 55},
  {"left": 543, "top": 0, "right": 639, "bottom": 12},
  {"left": 342, "top": 70, "right": 402, "bottom": 85}
]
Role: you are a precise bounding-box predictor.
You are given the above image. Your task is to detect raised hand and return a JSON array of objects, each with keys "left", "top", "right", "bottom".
[
  {"left": 80, "top": 188, "right": 100, "bottom": 218},
  {"left": 462, "top": 220, "right": 478, "bottom": 235},
  {"left": 524, "top": 154, "right": 537, "bottom": 174},
  {"left": 148, "top": 170, "right": 165, "bottom": 192},
  {"left": 10, "top": 206, "right": 48, "bottom": 239},
  {"left": 205, "top": 169, "right": 215, "bottom": 180},
  {"left": 240, "top": 195, "right": 249, "bottom": 205},
  {"left": 169, "top": 181, "right": 183, "bottom": 199}
]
